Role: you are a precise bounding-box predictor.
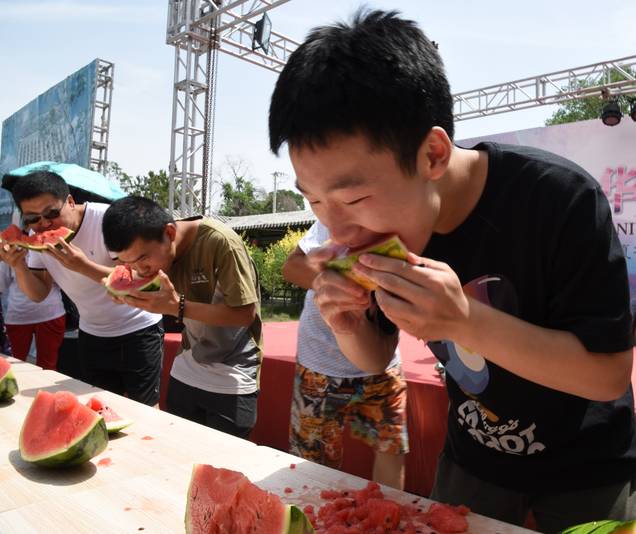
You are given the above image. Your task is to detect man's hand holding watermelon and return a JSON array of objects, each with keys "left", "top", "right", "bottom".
[
  {"left": 112, "top": 270, "right": 180, "bottom": 316},
  {"left": 43, "top": 236, "right": 92, "bottom": 273},
  {"left": 0, "top": 241, "right": 29, "bottom": 270}
]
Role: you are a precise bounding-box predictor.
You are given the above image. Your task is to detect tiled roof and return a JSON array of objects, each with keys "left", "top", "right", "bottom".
[{"left": 224, "top": 210, "right": 316, "bottom": 230}]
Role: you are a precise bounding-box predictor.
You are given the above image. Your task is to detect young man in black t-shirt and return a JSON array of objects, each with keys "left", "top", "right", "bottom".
[{"left": 268, "top": 9, "right": 636, "bottom": 533}]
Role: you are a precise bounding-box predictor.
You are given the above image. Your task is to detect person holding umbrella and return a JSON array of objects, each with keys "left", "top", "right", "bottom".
[{"left": 0, "top": 166, "right": 163, "bottom": 406}]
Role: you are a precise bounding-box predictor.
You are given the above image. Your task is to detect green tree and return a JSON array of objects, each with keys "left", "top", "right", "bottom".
[
  {"left": 119, "top": 170, "right": 172, "bottom": 209},
  {"left": 105, "top": 162, "right": 175, "bottom": 210},
  {"left": 260, "top": 228, "right": 305, "bottom": 295},
  {"left": 219, "top": 176, "right": 265, "bottom": 216},
  {"left": 546, "top": 66, "right": 635, "bottom": 126},
  {"left": 261, "top": 189, "right": 305, "bottom": 213}
]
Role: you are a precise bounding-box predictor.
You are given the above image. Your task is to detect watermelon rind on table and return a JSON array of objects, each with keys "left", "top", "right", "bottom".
[
  {"left": 560, "top": 520, "right": 636, "bottom": 534},
  {"left": 0, "top": 358, "right": 18, "bottom": 401},
  {"left": 19, "top": 390, "right": 108, "bottom": 467},
  {"left": 0, "top": 224, "right": 74, "bottom": 251},
  {"left": 85, "top": 395, "right": 134, "bottom": 434},
  {"left": 105, "top": 265, "right": 161, "bottom": 297},
  {"left": 325, "top": 234, "right": 409, "bottom": 290},
  {"left": 185, "top": 464, "right": 315, "bottom": 534}
]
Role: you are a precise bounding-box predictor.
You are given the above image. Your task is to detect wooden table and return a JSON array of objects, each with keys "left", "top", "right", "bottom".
[{"left": 0, "top": 356, "right": 534, "bottom": 533}]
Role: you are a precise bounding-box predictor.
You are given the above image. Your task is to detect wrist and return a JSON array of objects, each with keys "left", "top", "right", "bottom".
[{"left": 175, "top": 293, "right": 186, "bottom": 323}]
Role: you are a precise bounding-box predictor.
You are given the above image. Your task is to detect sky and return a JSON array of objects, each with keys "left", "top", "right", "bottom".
[{"left": 0, "top": 0, "right": 634, "bottom": 206}]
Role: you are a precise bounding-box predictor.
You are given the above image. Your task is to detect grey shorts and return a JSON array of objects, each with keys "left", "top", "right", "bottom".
[{"left": 430, "top": 452, "right": 636, "bottom": 534}]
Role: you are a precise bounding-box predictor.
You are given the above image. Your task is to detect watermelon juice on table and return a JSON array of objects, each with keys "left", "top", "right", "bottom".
[{"left": 0, "top": 223, "right": 74, "bottom": 251}]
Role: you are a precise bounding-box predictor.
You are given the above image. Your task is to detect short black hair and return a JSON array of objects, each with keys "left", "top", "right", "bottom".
[
  {"left": 102, "top": 196, "right": 175, "bottom": 252},
  {"left": 269, "top": 9, "right": 454, "bottom": 174},
  {"left": 2, "top": 170, "right": 70, "bottom": 208}
]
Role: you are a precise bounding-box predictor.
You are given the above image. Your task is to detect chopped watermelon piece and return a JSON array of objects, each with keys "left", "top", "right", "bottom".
[
  {"left": 0, "top": 357, "right": 18, "bottom": 401},
  {"left": 20, "top": 390, "right": 108, "bottom": 467},
  {"left": 85, "top": 395, "right": 133, "bottom": 434},
  {"left": 185, "top": 464, "right": 314, "bottom": 534}
]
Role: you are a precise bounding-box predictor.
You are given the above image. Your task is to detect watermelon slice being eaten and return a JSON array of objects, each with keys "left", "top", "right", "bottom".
[
  {"left": 105, "top": 265, "right": 161, "bottom": 297},
  {"left": 185, "top": 464, "right": 314, "bottom": 534},
  {"left": 86, "top": 395, "right": 133, "bottom": 434},
  {"left": 20, "top": 390, "right": 108, "bottom": 467},
  {"left": 0, "top": 357, "right": 18, "bottom": 401},
  {"left": 326, "top": 234, "right": 409, "bottom": 290},
  {"left": 0, "top": 224, "right": 74, "bottom": 251}
]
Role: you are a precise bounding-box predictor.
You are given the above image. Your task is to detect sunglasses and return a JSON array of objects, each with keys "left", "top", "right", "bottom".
[{"left": 22, "top": 199, "right": 66, "bottom": 226}]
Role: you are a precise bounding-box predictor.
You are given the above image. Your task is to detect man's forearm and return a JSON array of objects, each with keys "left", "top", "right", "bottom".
[
  {"left": 454, "top": 298, "right": 633, "bottom": 401},
  {"left": 13, "top": 265, "right": 51, "bottom": 302},
  {"left": 75, "top": 260, "right": 113, "bottom": 284},
  {"left": 181, "top": 300, "right": 256, "bottom": 328},
  {"left": 334, "top": 320, "right": 397, "bottom": 374}
]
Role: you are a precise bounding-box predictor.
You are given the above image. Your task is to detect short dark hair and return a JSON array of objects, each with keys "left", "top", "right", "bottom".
[
  {"left": 2, "top": 170, "right": 70, "bottom": 208},
  {"left": 102, "top": 196, "right": 175, "bottom": 252},
  {"left": 269, "top": 9, "right": 454, "bottom": 174}
]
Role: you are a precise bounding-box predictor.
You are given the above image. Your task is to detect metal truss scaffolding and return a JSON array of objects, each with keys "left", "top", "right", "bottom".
[
  {"left": 454, "top": 55, "right": 636, "bottom": 121},
  {"left": 90, "top": 59, "right": 114, "bottom": 174},
  {"left": 166, "top": 0, "right": 299, "bottom": 217}
]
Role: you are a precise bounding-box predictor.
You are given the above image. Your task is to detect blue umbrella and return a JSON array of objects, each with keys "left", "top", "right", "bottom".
[{"left": 6, "top": 161, "right": 126, "bottom": 202}]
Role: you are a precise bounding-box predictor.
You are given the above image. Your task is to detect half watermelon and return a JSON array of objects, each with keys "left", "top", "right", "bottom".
[
  {"left": 0, "top": 224, "right": 74, "bottom": 251},
  {"left": 185, "top": 464, "right": 314, "bottom": 534},
  {"left": 85, "top": 395, "right": 133, "bottom": 434},
  {"left": 0, "top": 357, "right": 18, "bottom": 401},
  {"left": 325, "top": 234, "right": 409, "bottom": 290},
  {"left": 105, "top": 265, "right": 161, "bottom": 297},
  {"left": 20, "top": 390, "right": 108, "bottom": 467}
]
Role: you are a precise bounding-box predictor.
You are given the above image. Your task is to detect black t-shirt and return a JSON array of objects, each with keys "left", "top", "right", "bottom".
[{"left": 424, "top": 142, "right": 636, "bottom": 493}]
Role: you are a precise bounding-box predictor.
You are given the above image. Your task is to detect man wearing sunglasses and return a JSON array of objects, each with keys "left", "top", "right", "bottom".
[{"left": 0, "top": 170, "right": 164, "bottom": 406}]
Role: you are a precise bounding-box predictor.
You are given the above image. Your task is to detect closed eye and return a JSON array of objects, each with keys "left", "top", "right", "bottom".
[{"left": 344, "top": 196, "right": 370, "bottom": 205}]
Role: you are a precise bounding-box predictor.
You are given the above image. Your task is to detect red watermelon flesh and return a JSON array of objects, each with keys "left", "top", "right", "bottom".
[
  {"left": 85, "top": 395, "right": 133, "bottom": 434},
  {"left": 185, "top": 464, "right": 314, "bottom": 534},
  {"left": 105, "top": 265, "right": 161, "bottom": 297},
  {"left": 0, "top": 224, "right": 74, "bottom": 251},
  {"left": 231, "top": 479, "right": 290, "bottom": 532},
  {"left": 186, "top": 465, "right": 249, "bottom": 534},
  {"left": 313, "top": 481, "right": 470, "bottom": 533}
]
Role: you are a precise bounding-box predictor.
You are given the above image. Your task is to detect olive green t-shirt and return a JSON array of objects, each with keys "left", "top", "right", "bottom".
[{"left": 169, "top": 218, "right": 262, "bottom": 395}]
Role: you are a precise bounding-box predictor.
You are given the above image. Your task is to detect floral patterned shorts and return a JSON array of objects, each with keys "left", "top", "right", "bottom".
[{"left": 289, "top": 362, "right": 409, "bottom": 468}]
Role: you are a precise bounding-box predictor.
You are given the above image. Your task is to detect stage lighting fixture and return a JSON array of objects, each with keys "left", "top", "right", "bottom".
[
  {"left": 252, "top": 13, "right": 272, "bottom": 54},
  {"left": 601, "top": 100, "right": 622, "bottom": 126}
]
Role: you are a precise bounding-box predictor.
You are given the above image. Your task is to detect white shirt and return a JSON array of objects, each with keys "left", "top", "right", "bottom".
[
  {"left": 0, "top": 262, "right": 65, "bottom": 325},
  {"left": 297, "top": 221, "right": 400, "bottom": 377},
  {"left": 27, "top": 202, "right": 160, "bottom": 337}
]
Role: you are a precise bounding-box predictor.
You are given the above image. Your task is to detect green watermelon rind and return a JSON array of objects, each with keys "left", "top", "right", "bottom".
[
  {"left": 0, "top": 369, "right": 18, "bottom": 401},
  {"left": 105, "top": 271, "right": 161, "bottom": 297},
  {"left": 326, "top": 236, "right": 409, "bottom": 289},
  {"left": 105, "top": 418, "right": 134, "bottom": 434},
  {"left": 20, "top": 414, "right": 108, "bottom": 468},
  {"left": 285, "top": 504, "right": 315, "bottom": 534},
  {"left": 11, "top": 228, "right": 75, "bottom": 252},
  {"left": 560, "top": 520, "right": 636, "bottom": 534}
]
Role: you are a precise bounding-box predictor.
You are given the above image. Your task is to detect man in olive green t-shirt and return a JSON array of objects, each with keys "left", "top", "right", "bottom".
[{"left": 102, "top": 196, "right": 262, "bottom": 438}]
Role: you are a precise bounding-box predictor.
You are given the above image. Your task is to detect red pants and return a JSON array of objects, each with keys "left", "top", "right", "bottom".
[{"left": 6, "top": 315, "right": 66, "bottom": 370}]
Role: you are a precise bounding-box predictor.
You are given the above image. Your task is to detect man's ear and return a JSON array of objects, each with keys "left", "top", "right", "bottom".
[
  {"left": 416, "top": 126, "right": 452, "bottom": 181},
  {"left": 165, "top": 223, "right": 177, "bottom": 243},
  {"left": 67, "top": 194, "right": 76, "bottom": 208}
]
